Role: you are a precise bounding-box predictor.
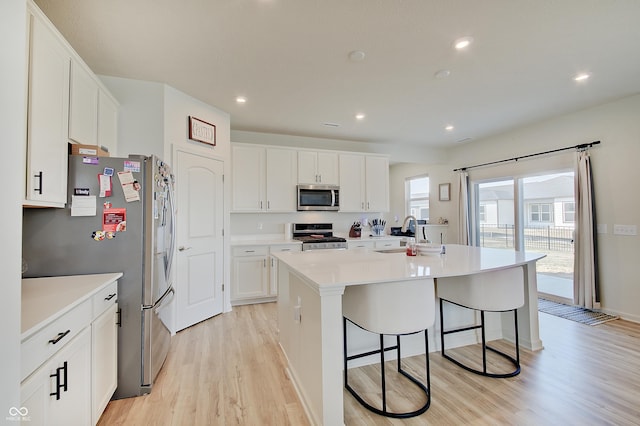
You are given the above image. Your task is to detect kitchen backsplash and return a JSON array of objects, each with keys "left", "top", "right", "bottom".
[{"left": 230, "top": 212, "right": 404, "bottom": 238}]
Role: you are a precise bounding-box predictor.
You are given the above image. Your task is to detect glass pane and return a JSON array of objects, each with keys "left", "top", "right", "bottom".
[
  {"left": 477, "top": 179, "right": 515, "bottom": 251},
  {"left": 522, "top": 172, "right": 575, "bottom": 302},
  {"left": 409, "top": 177, "right": 429, "bottom": 198}
]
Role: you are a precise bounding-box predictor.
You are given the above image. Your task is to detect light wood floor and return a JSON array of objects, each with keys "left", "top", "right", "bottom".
[{"left": 98, "top": 302, "right": 640, "bottom": 425}]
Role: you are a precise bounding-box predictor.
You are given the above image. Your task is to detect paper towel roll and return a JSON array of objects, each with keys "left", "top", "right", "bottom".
[{"left": 284, "top": 223, "right": 292, "bottom": 240}]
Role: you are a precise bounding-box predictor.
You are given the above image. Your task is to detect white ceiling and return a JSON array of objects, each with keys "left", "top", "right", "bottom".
[{"left": 35, "top": 0, "right": 640, "bottom": 148}]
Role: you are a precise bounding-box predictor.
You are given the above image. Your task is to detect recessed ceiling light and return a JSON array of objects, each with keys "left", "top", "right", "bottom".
[
  {"left": 355, "top": 113, "right": 366, "bottom": 120},
  {"left": 574, "top": 73, "right": 591, "bottom": 82},
  {"left": 454, "top": 36, "right": 474, "bottom": 50},
  {"left": 348, "top": 50, "right": 366, "bottom": 61},
  {"left": 445, "top": 125, "right": 454, "bottom": 131},
  {"left": 434, "top": 69, "right": 451, "bottom": 79},
  {"left": 236, "top": 96, "right": 247, "bottom": 103}
]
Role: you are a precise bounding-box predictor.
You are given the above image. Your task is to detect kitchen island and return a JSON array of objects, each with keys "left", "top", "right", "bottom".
[{"left": 273, "top": 244, "right": 545, "bottom": 426}]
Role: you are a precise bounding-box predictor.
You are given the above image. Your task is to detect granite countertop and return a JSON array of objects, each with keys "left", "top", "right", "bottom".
[
  {"left": 21, "top": 273, "right": 123, "bottom": 339},
  {"left": 272, "top": 244, "right": 545, "bottom": 289}
]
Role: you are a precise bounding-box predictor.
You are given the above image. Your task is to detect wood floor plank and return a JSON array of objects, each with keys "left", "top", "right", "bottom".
[{"left": 98, "top": 303, "right": 640, "bottom": 425}]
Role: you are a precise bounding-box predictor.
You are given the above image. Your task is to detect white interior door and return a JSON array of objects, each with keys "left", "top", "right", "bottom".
[{"left": 175, "top": 150, "right": 224, "bottom": 331}]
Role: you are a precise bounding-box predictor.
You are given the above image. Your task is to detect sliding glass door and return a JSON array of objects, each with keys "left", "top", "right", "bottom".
[
  {"left": 522, "top": 173, "right": 574, "bottom": 303},
  {"left": 472, "top": 172, "right": 575, "bottom": 303}
]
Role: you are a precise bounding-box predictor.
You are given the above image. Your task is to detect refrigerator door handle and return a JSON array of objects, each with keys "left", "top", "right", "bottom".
[
  {"left": 142, "top": 286, "right": 174, "bottom": 310},
  {"left": 165, "top": 180, "right": 177, "bottom": 285}
]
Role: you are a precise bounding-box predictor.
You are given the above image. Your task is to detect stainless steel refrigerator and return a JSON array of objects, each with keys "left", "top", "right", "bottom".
[{"left": 22, "top": 154, "right": 176, "bottom": 399}]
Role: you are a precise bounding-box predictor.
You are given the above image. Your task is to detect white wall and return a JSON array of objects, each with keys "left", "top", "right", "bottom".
[
  {"left": 163, "top": 84, "right": 232, "bottom": 314},
  {"left": 0, "top": 0, "right": 27, "bottom": 414},
  {"left": 99, "top": 76, "right": 165, "bottom": 158},
  {"left": 101, "top": 76, "right": 233, "bottom": 318},
  {"left": 388, "top": 162, "right": 458, "bottom": 242},
  {"left": 447, "top": 94, "right": 640, "bottom": 321},
  {"left": 231, "top": 130, "right": 449, "bottom": 164}
]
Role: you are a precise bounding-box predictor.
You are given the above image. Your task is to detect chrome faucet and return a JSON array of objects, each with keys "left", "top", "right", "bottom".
[{"left": 401, "top": 215, "right": 417, "bottom": 233}]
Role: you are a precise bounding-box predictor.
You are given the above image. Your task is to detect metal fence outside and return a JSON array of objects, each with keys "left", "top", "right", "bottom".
[{"left": 479, "top": 224, "right": 574, "bottom": 252}]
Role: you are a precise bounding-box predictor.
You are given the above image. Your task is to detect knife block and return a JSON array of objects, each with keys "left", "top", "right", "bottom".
[{"left": 349, "top": 225, "right": 361, "bottom": 238}]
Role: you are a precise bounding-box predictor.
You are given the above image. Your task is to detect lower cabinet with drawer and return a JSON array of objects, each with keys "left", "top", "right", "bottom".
[
  {"left": 231, "top": 243, "right": 301, "bottom": 305},
  {"left": 20, "top": 274, "right": 119, "bottom": 426},
  {"left": 21, "top": 326, "right": 92, "bottom": 426}
]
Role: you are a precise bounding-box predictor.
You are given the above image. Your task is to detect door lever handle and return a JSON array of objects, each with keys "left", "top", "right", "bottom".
[{"left": 178, "top": 246, "right": 192, "bottom": 251}]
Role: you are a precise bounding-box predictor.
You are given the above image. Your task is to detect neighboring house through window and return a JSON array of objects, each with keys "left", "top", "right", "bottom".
[
  {"left": 406, "top": 175, "right": 429, "bottom": 222},
  {"left": 529, "top": 203, "right": 552, "bottom": 223}
]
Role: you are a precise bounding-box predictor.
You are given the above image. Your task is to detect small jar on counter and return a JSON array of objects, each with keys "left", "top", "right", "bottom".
[{"left": 406, "top": 238, "right": 417, "bottom": 256}]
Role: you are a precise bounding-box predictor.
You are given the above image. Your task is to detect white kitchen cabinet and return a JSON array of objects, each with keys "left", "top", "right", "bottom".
[
  {"left": 231, "top": 145, "right": 264, "bottom": 211},
  {"left": 91, "top": 282, "right": 118, "bottom": 425},
  {"left": 21, "top": 327, "right": 92, "bottom": 426},
  {"left": 347, "top": 240, "right": 375, "bottom": 249},
  {"left": 269, "top": 244, "right": 302, "bottom": 295},
  {"left": 339, "top": 154, "right": 389, "bottom": 212},
  {"left": 69, "top": 60, "right": 119, "bottom": 153},
  {"left": 338, "top": 154, "right": 366, "bottom": 211},
  {"left": 298, "top": 150, "right": 339, "bottom": 184},
  {"left": 21, "top": 274, "right": 121, "bottom": 426},
  {"left": 69, "top": 60, "right": 99, "bottom": 146},
  {"left": 365, "top": 155, "right": 390, "bottom": 212},
  {"left": 231, "top": 243, "right": 301, "bottom": 304},
  {"left": 231, "top": 246, "right": 269, "bottom": 302},
  {"left": 265, "top": 148, "right": 298, "bottom": 211},
  {"left": 231, "top": 145, "right": 297, "bottom": 212},
  {"left": 374, "top": 239, "right": 401, "bottom": 249},
  {"left": 97, "top": 89, "right": 119, "bottom": 155},
  {"left": 24, "top": 8, "right": 70, "bottom": 208},
  {"left": 347, "top": 238, "right": 400, "bottom": 249}
]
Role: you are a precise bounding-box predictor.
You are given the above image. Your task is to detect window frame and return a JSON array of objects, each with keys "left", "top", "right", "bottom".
[{"left": 405, "top": 174, "right": 430, "bottom": 221}]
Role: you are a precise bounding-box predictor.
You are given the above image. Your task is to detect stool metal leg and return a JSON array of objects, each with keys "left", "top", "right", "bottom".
[
  {"left": 440, "top": 299, "right": 521, "bottom": 378},
  {"left": 343, "top": 317, "right": 432, "bottom": 418}
]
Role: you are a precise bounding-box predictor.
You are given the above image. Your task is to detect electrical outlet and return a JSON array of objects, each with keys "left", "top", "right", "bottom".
[
  {"left": 613, "top": 224, "right": 637, "bottom": 236},
  {"left": 597, "top": 224, "right": 607, "bottom": 234}
]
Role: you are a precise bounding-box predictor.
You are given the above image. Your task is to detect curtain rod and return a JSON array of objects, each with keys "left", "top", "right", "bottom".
[{"left": 453, "top": 140, "right": 601, "bottom": 172}]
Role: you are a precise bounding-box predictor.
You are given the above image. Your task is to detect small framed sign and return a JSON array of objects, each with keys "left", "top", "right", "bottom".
[
  {"left": 439, "top": 183, "right": 451, "bottom": 201},
  {"left": 188, "top": 116, "right": 216, "bottom": 146}
]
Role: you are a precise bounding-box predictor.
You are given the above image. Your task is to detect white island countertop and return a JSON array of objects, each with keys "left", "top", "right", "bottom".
[
  {"left": 274, "top": 244, "right": 546, "bottom": 426},
  {"left": 22, "top": 273, "right": 123, "bottom": 340},
  {"left": 272, "top": 244, "right": 545, "bottom": 290}
]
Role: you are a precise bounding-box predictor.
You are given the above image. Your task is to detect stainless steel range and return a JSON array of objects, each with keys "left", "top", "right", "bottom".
[{"left": 292, "top": 223, "right": 347, "bottom": 251}]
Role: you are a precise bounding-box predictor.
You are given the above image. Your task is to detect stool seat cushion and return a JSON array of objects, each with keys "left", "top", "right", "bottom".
[
  {"left": 343, "top": 279, "right": 435, "bottom": 335},
  {"left": 436, "top": 267, "right": 524, "bottom": 311}
]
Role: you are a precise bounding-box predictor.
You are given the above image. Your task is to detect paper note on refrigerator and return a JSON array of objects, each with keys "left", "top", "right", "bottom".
[
  {"left": 117, "top": 171, "right": 141, "bottom": 202},
  {"left": 71, "top": 195, "right": 97, "bottom": 216}
]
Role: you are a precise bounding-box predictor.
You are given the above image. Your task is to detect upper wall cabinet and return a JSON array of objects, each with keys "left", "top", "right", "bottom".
[
  {"left": 24, "top": 1, "right": 119, "bottom": 208},
  {"left": 232, "top": 144, "right": 297, "bottom": 212},
  {"left": 297, "top": 151, "right": 339, "bottom": 185},
  {"left": 69, "top": 61, "right": 98, "bottom": 146},
  {"left": 69, "top": 61, "right": 119, "bottom": 154},
  {"left": 25, "top": 8, "right": 71, "bottom": 208},
  {"left": 97, "top": 90, "right": 118, "bottom": 154},
  {"left": 339, "top": 154, "right": 389, "bottom": 212}
]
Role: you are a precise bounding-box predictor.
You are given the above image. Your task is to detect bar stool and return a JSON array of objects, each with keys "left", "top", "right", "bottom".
[
  {"left": 343, "top": 279, "right": 435, "bottom": 418},
  {"left": 438, "top": 267, "right": 524, "bottom": 378}
]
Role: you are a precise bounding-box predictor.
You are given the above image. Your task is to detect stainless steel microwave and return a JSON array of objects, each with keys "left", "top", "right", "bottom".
[{"left": 297, "top": 184, "right": 340, "bottom": 211}]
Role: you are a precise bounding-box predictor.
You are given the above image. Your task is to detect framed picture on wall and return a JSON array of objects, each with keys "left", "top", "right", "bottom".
[
  {"left": 188, "top": 116, "right": 216, "bottom": 146},
  {"left": 439, "top": 183, "right": 451, "bottom": 201}
]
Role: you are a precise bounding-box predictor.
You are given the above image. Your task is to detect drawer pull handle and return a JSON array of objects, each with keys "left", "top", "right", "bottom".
[
  {"left": 245, "top": 250, "right": 255, "bottom": 253},
  {"left": 49, "top": 361, "right": 67, "bottom": 400},
  {"left": 48, "top": 330, "right": 71, "bottom": 345},
  {"left": 104, "top": 293, "right": 116, "bottom": 301}
]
